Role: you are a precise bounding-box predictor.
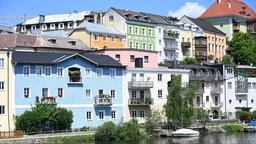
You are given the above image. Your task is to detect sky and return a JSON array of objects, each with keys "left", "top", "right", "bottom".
[{"left": 0, "top": 0, "right": 255, "bottom": 26}]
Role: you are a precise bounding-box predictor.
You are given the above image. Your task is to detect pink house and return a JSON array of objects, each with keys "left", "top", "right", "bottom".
[{"left": 89, "top": 48, "right": 158, "bottom": 68}]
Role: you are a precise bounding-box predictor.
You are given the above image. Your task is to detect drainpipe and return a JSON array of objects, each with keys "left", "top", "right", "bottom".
[{"left": 7, "top": 51, "right": 10, "bottom": 137}]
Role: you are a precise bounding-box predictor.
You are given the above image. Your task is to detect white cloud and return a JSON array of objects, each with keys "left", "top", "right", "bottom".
[{"left": 168, "top": 2, "right": 206, "bottom": 19}]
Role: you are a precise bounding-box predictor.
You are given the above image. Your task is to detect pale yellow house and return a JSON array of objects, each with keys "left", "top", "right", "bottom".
[{"left": 0, "top": 50, "right": 15, "bottom": 131}]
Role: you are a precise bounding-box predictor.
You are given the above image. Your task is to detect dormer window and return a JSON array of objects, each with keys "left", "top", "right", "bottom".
[
  {"left": 31, "top": 25, "right": 37, "bottom": 30},
  {"left": 68, "top": 41, "right": 76, "bottom": 46},
  {"left": 42, "top": 24, "right": 47, "bottom": 30},
  {"left": 125, "top": 14, "right": 132, "bottom": 20},
  {"left": 48, "top": 39, "right": 56, "bottom": 44},
  {"left": 50, "top": 24, "right": 55, "bottom": 30},
  {"left": 68, "top": 22, "right": 73, "bottom": 28},
  {"left": 58, "top": 23, "right": 64, "bottom": 29},
  {"left": 109, "top": 15, "right": 114, "bottom": 22}
]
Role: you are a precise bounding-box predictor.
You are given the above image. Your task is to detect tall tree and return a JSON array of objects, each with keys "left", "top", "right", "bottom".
[
  {"left": 180, "top": 57, "right": 198, "bottom": 64},
  {"left": 229, "top": 31, "right": 256, "bottom": 65},
  {"left": 221, "top": 55, "right": 233, "bottom": 64}
]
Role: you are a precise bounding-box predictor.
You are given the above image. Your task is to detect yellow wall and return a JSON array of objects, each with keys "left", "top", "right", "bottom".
[
  {"left": 179, "top": 30, "right": 195, "bottom": 60},
  {"left": 0, "top": 51, "right": 15, "bottom": 131},
  {"left": 70, "top": 30, "right": 91, "bottom": 48}
]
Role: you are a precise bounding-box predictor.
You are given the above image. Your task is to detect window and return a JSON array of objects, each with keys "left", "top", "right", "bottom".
[
  {"left": 103, "top": 35, "right": 107, "bottom": 42},
  {"left": 42, "top": 24, "right": 47, "bottom": 30},
  {"left": 131, "top": 73, "right": 136, "bottom": 81},
  {"left": 119, "top": 37, "right": 122, "bottom": 43},
  {"left": 111, "top": 111, "right": 116, "bottom": 119},
  {"left": 58, "top": 88, "right": 63, "bottom": 97},
  {"left": 50, "top": 23, "right": 55, "bottom": 30},
  {"left": 208, "top": 43, "right": 211, "bottom": 51},
  {"left": 159, "top": 39, "right": 162, "bottom": 45},
  {"left": 158, "top": 90, "right": 162, "bottom": 98},
  {"left": 0, "top": 106, "right": 5, "bottom": 115},
  {"left": 111, "top": 36, "right": 115, "bottom": 42},
  {"left": 253, "top": 83, "right": 256, "bottom": 89},
  {"left": 45, "top": 67, "right": 51, "bottom": 76},
  {"left": 149, "top": 43, "right": 153, "bottom": 50},
  {"left": 57, "top": 67, "right": 64, "bottom": 77},
  {"left": 110, "top": 68, "right": 116, "bottom": 78},
  {"left": 135, "top": 27, "right": 139, "bottom": 35},
  {"left": 24, "top": 88, "right": 30, "bottom": 97},
  {"left": 142, "top": 28, "right": 146, "bottom": 35},
  {"left": 99, "top": 110, "right": 105, "bottom": 120},
  {"left": 144, "top": 56, "right": 149, "bottom": 63},
  {"left": 111, "top": 90, "right": 116, "bottom": 98},
  {"left": 130, "top": 55, "right": 135, "bottom": 62},
  {"left": 228, "top": 82, "right": 232, "bottom": 89},
  {"left": 31, "top": 25, "right": 36, "bottom": 30},
  {"left": 85, "top": 68, "right": 91, "bottom": 78},
  {"left": 132, "top": 110, "right": 137, "bottom": 117},
  {"left": 227, "top": 68, "right": 233, "bottom": 74},
  {"left": 139, "top": 74, "right": 144, "bottom": 81},
  {"left": 21, "top": 26, "right": 26, "bottom": 32},
  {"left": 248, "top": 82, "right": 251, "bottom": 89},
  {"left": 148, "top": 29, "right": 152, "bottom": 36},
  {"left": 158, "top": 74, "right": 162, "bottom": 81},
  {"left": 132, "top": 90, "right": 136, "bottom": 98},
  {"left": 129, "top": 41, "right": 133, "bottom": 48},
  {"left": 109, "top": 15, "right": 114, "bottom": 22},
  {"left": 0, "top": 58, "right": 4, "bottom": 68},
  {"left": 23, "top": 66, "right": 30, "bottom": 76},
  {"left": 115, "top": 54, "right": 120, "bottom": 61},
  {"left": 86, "top": 111, "right": 92, "bottom": 120},
  {"left": 139, "top": 110, "right": 145, "bottom": 118},
  {"left": 58, "top": 23, "right": 64, "bottom": 29},
  {"left": 158, "top": 28, "right": 161, "bottom": 33},
  {"left": 0, "top": 81, "right": 4, "bottom": 90},
  {"left": 135, "top": 42, "right": 139, "bottom": 49},
  {"left": 96, "top": 68, "right": 103, "bottom": 78},
  {"left": 68, "top": 22, "right": 73, "bottom": 28},
  {"left": 36, "top": 66, "right": 43, "bottom": 76},
  {"left": 42, "top": 88, "right": 49, "bottom": 96},
  {"left": 86, "top": 89, "right": 91, "bottom": 98},
  {"left": 129, "top": 26, "right": 133, "bottom": 34},
  {"left": 219, "top": 21, "right": 224, "bottom": 27},
  {"left": 94, "top": 34, "right": 99, "bottom": 41},
  {"left": 142, "top": 43, "right": 146, "bottom": 50},
  {"left": 206, "top": 96, "right": 209, "bottom": 102}
]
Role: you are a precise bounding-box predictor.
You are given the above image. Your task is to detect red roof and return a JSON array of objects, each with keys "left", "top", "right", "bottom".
[{"left": 199, "top": 0, "right": 256, "bottom": 19}]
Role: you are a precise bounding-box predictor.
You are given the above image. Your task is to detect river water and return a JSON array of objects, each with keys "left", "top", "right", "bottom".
[{"left": 90, "top": 132, "right": 256, "bottom": 144}]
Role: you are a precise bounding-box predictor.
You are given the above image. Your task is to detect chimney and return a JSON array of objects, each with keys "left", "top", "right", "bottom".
[{"left": 39, "top": 15, "right": 45, "bottom": 23}]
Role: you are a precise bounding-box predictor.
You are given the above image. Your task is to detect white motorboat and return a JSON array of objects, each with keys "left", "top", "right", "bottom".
[{"left": 172, "top": 128, "right": 199, "bottom": 137}]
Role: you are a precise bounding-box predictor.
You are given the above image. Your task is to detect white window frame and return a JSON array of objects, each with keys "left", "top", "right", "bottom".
[
  {"left": 111, "top": 90, "right": 116, "bottom": 98},
  {"left": 158, "top": 90, "right": 163, "bottom": 98},
  {"left": 129, "top": 41, "right": 133, "bottom": 48},
  {"left": 42, "top": 24, "right": 47, "bottom": 30},
  {"left": 135, "top": 27, "right": 139, "bottom": 35},
  {"left": 50, "top": 23, "right": 55, "bottom": 30},
  {"left": 129, "top": 26, "right": 133, "bottom": 34},
  {"left": 23, "top": 65, "right": 30, "bottom": 76},
  {"left": 132, "top": 110, "right": 137, "bottom": 118},
  {"left": 58, "top": 23, "right": 64, "bottom": 29},
  {"left": 149, "top": 43, "right": 153, "bottom": 50},
  {"left": 139, "top": 110, "right": 145, "bottom": 118},
  {"left": 21, "top": 26, "right": 26, "bottom": 32},
  {"left": 67, "top": 22, "right": 73, "bottom": 28},
  {"left": 115, "top": 54, "right": 120, "bottom": 61},
  {"left": 0, "top": 105, "right": 5, "bottom": 115},
  {"left": 57, "top": 67, "right": 64, "bottom": 77},
  {"left": 85, "top": 89, "right": 91, "bottom": 98},
  {"left": 0, "top": 58, "right": 5, "bottom": 68},
  {"left": 0, "top": 81, "right": 5, "bottom": 90},
  {"left": 142, "top": 42, "right": 146, "bottom": 50},
  {"left": 58, "top": 88, "right": 64, "bottom": 97},
  {"left": 94, "top": 34, "right": 99, "bottom": 41},
  {"left": 42, "top": 88, "right": 49, "bottom": 97},
  {"left": 110, "top": 68, "right": 116, "bottom": 78},
  {"left": 24, "top": 87, "right": 30, "bottom": 97},
  {"left": 109, "top": 15, "right": 114, "bottom": 22},
  {"left": 45, "top": 67, "right": 52, "bottom": 77},
  {"left": 144, "top": 56, "right": 149, "bottom": 63},
  {"left": 96, "top": 68, "right": 103, "bottom": 78},
  {"left": 111, "top": 36, "right": 115, "bottom": 42},
  {"left": 158, "top": 74, "right": 162, "bottom": 81},
  {"left": 135, "top": 42, "right": 139, "bottom": 49},
  {"left": 103, "top": 35, "right": 107, "bottom": 42},
  {"left": 31, "top": 25, "right": 36, "bottom": 30},
  {"left": 142, "top": 27, "right": 146, "bottom": 36},
  {"left": 148, "top": 28, "right": 152, "bottom": 36},
  {"left": 228, "top": 82, "right": 232, "bottom": 89},
  {"left": 85, "top": 68, "right": 91, "bottom": 78},
  {"left": 86, "top": 111, "right": 92, "bottom": 120},
  {"left": 99, "top": 110, "right": 105, "bottom": 120},
  {"left": 36, "top": 66, "right": 43, "bottom": 76},
  {"left": 111, "top": 110, "right": 117, "bottom": 119}
]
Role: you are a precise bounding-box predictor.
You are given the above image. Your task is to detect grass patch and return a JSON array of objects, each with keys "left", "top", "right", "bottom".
[
  {"left": 221, "top": 124, "right": 243, "bottom": 133},
  {"left": 48, "top": 135, "right": 94, "bottom": 143}
]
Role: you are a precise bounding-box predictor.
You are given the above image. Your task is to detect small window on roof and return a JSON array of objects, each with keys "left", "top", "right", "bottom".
[
  {"left": 48, "top": 39, "right": 56, "bottom": 44},
  {"left": 68, "top": 41, "right": 76, "bottom": 46},
  {"left": 109, "top": 15, "right": 114, "bottom": 22}
]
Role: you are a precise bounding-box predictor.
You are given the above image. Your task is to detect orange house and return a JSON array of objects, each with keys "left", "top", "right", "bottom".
[{"left": 69, "top": 22, "right": 126, "bottom": 49}]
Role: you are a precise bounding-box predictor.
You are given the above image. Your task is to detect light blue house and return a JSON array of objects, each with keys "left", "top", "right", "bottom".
[{"left": 12, "top": 51, "right": 125, "bottom": 128}]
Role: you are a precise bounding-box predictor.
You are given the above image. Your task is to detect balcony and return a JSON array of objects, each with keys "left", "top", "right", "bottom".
[
  {"left": 68, "top": 76, "right": 83, "bottom": 84},
  {"left": 189, "top": 75, "right": 223, "bottom": 81},
  {"left": 181, "top": 42, "right": 191, "bottom": 49},
  {"left": 196, "top": 88, "right": 204, "bottom": 94},
  {"left": 164, "top": 45, "right": 178, "bottom": 51},
  {"left": 195, "top": 36, "right": 207, "bottom": 48},
  {"left": 94, "top": 95, "right": 112, "bottom": 106},
  {"left": 210, "top": 102, "right": 223, "bottom": 108},
  {"left": 194, "top": 102, "right": 205, "bottom": 108},
  {"left": 128, "top": 81, "right": 154, "bottom": 89},
  {"left": 36, "top": 96, "right": 57, "bottom": 105},
  {"left": 164, "top": 30, "right": 179, "bottom": 39},
  {"left": 128, "top": 98, "right": 154, "bottom": 106},
  {"left": 211, "top": 88, "right": 223, "bottom": 95},
  {"left": 233, "top": 26, "right": 240, "bottom": 31}
]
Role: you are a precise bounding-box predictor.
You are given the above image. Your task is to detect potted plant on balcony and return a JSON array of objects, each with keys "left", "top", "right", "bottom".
[
  {"left": 145, "top": 96, "right": 152, "bottom": 104},
  {"left": 69, "top": 70, "right": 81, "bottom": 82}
]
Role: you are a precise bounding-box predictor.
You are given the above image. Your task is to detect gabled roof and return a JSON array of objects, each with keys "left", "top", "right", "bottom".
[
  {"left": 110, "top": 7, "right": 156, "bottom": 24},
  {"left": 0, "top": 34, "right": 37, "bottom": 48},
  {"left": 199, "top": 0, "right": 256, "bottom": 19},
  {"left": 12, "top": 51, "right": 123, "bottom": 67},
  {"left": 0, "top": 25, "right": 14, "bottom": 33},
  {"left": 140, "top": 12, "right": 178, "bottom": 26},
  {"left": 185, "top": 16, "right": 226, "bottom": 35},
  {"left": 71, "top": 21, "right": 125, "bottom": 36},
  {"left": 19, "top": 11, "right": 93, "bottom": 25}
]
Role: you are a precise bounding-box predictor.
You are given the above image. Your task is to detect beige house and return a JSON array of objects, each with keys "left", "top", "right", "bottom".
[{"left": 0, "top": 50, "right": 15, "bottom": 131}]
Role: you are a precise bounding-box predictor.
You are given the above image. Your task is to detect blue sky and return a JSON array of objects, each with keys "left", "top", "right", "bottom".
[{"left": 0, "top": 0, "right": 255, "bottom": 26}]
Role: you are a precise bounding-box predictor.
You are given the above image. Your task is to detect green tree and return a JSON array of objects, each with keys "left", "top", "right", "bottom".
[
  {"left": 196, "top": 109, "right": 211, "bottom": 129},
  {"left": 15, "top": 104, "right": 73, "bottom": 132},
  {"left": 180, "top": 57, "right": 198, "bottom": 64},
  {"left": 221, "top": 55, "right": 233, "bottom": 64},
  {"left": 229, "top": 31, "right": 256, "bottom": 65},
  {"left": 207, "top": 55, "right": 214, "bottom": 60},
  {"left": 144, "top": 109, "right": 163, "bottom": 134},
  {"left": 94, "top": 121, "right": 117, "bottom": 141},
  {"left": 252, "top": 110, "right": 256, "bottom": 120}
]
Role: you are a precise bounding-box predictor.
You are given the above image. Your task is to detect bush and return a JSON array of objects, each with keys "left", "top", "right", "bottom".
[
  {"left": 222, "top": 125, "right": 242, "bottom": 133},
  {"left": 236, "top": 110, "right": 251, "bottom": 123},
  {"left": 94, "top": 121, "right": 117, "bottom": 141}
]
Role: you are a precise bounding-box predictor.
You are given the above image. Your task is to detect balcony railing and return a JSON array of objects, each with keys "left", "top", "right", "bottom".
[
  {"left": 196, "top": 88, "right": 204, "bottom": 94},
  {"left": 68, "top": 76, "right": 83, "bottom": 84},
  {"left": 128, "top": 98, "right": 154, "bottom": 106},
  {"left": 210, "top": 102, "right": 223, "bottom": 108},
  {"left": 94, "top": 96, "right": 112, "bottom": 106},
  {"left": 36, "top": 96, "right": 57, "bottom": 105},
  {"left": 189, "top": 75, "right": 223, "bottom": 81},
  {"left": 181, "top": 42, "right": 191, "bottom": 49},
  {"left": 211, "top": 88, "right": 223, "bottom": 95},
  {"left": 164, "top": 45, "right": 178, "bottom": 51},
  {"left": 128, "top": 81, "right": 153, "bottom": 89}
]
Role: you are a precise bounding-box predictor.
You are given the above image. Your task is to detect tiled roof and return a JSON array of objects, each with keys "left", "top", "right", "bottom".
[
  {"left": 0, "top": 25, "right": 14, "bottom": 33},
  {"left": 0, "top": 34, "right": 37, "bottom": 48},
  {"left": 185, "top": 16, "right": 226, "bottom": 35},
  {"left": 141, "top": 12, "right": 178, "bottom": 26},
  {"left": 12, "top": 51, "right": 123, "bottom": 67},
  {"left": 22, "top": 11, "right": 93, "bottom": 25},
  {"left": 199, "top": 0, "right": 256, "bottom": 19},
  {"left": 73, "top": 21, "right": 125, "bottom": 36}
]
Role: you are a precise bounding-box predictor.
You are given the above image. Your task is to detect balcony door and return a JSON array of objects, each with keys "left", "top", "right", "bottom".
[{"left": 140, "top": 90, "right": 144, "bottom": 101}]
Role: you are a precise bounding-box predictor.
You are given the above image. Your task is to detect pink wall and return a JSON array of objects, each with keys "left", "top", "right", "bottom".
[{"left": 89, "top": 49, "right": 158, "bottom": 68}]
